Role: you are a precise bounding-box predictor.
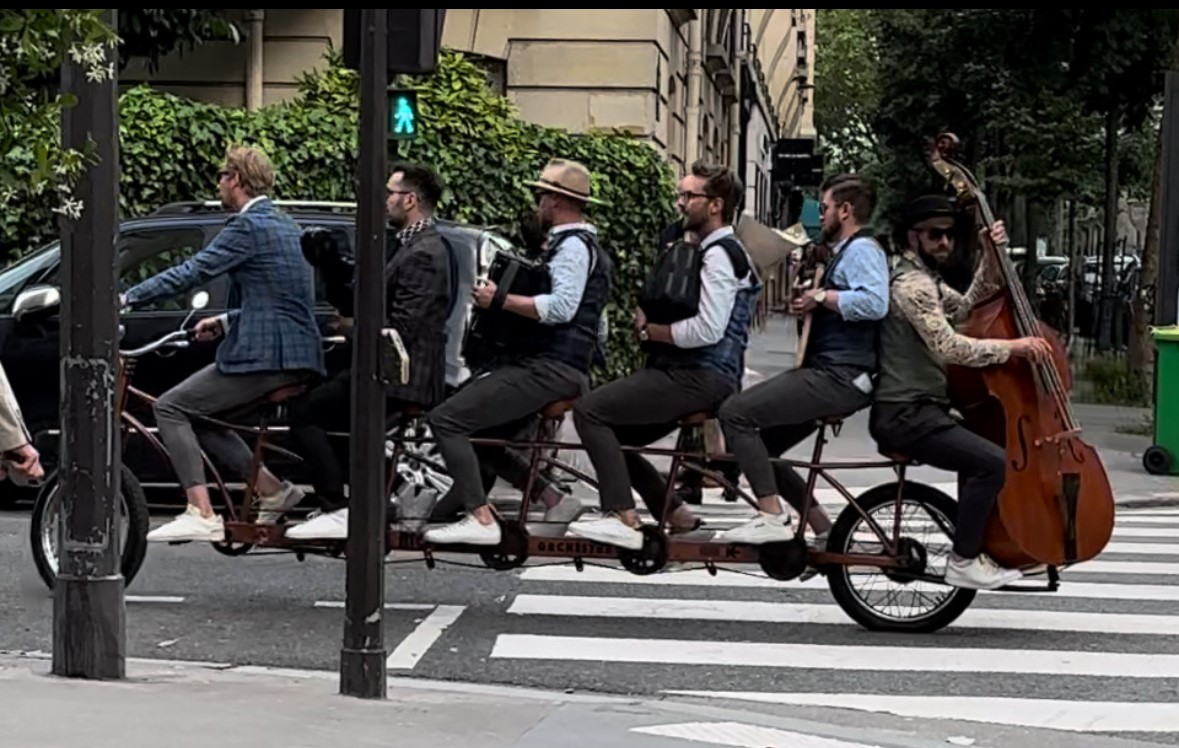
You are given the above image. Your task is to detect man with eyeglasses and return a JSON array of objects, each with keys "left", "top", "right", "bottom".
[
  {"left": 567, "top": 160, "right": 761, "bottom": 550},
  {"left": 868, "top": 193, "right": 1050, "bottom": 589},
  {"left": 714, "top": 173, "right": 888, "bottom": 551}
]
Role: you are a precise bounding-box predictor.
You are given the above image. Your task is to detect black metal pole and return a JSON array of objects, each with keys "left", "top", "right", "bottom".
[
  {"left": 1157, "top": 70, "right": 1179, "bottom": 328},
  {"left": 340, "top": 6, "right": 388, "bottom": 699},
  {"left": 52, "top": 7, "right": 125, "bottom": 680}
]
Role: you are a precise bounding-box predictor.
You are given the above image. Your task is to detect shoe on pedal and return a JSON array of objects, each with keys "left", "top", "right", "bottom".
[
  {"left": 147, "top": 504, "right": 225, "bottom": 543},
  {"left": 423, "top": 513, "right": 501, "bottom": 545},
  {"left": 255, "top": 481, "right": 305, "bottom": 524},
  {"left": 712, "top": 511, "right": 791, "bottom": 545},
  {"left": 285, "top": 508, "right": 348, "bottom": 540},
  {"left": 567, "top": 514, "right": 643, "bottom": 550},
  {"left": 944, "top": 553, "right": 1022, "bottom": 590}
]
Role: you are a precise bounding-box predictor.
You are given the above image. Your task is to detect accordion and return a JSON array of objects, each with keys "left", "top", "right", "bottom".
[{"left": 462, "top": 249, "right": 551, "bottom": 371}]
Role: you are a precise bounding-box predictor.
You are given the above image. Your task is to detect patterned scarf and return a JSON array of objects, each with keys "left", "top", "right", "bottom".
[{"left": 396, "top": 217, "right": 433, "bottom": 245}]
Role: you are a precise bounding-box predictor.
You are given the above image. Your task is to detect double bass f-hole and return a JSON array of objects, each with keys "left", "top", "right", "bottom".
[{"left": 1013, "top": 416, "right": 1031, "bottom": 471}]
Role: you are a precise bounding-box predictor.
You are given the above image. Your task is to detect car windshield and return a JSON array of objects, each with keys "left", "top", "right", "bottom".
[{"left": 0, "top": 242, "right": 61, "bottom": 313}]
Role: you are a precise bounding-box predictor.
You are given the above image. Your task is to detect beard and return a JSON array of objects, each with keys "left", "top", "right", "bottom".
[{"left": 820, "top": 220, "right": 841, "bottom": 244}]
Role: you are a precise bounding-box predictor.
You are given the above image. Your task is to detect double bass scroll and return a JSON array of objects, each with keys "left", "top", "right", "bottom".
[{"left": 927, "top": 132, "right": 1115, "bottom": 569}]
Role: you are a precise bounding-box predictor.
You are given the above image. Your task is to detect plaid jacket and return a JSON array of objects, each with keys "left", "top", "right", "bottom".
[
  {"left": 383, "top": 223, "right": 452, "bottom": 407},
  {"left": 124, "top": 198, "right": 326, "bottom": 377}
]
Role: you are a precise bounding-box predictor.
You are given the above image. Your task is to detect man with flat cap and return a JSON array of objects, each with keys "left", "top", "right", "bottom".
[
  {"left": 870, "top": 193, "right": 1051, "bottom": 590},
  {"left": 423, "top": 158, "right": 614, "bottom": 546}
]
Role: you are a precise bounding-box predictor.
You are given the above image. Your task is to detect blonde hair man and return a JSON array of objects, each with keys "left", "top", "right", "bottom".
[{"left": 120, "top": 145, "right": 326, "bottom": 542}]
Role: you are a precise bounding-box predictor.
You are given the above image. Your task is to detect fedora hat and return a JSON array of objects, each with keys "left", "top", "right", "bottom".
[{"left": 526, "top": 158, "right": 606, "bottom": 205}]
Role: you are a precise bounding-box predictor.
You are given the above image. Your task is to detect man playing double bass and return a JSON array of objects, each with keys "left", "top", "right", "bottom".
[{"left": 869, "top": 194, "right": 1052, "bottom": 590}]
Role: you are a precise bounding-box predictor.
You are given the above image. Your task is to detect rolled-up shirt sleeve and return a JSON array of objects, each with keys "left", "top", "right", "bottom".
[
  {"left": 832, "top": 237, "right": 890, "bottom": 321},
  {"left": 533, "top": 236, "right": 589, "bottom": 325}
]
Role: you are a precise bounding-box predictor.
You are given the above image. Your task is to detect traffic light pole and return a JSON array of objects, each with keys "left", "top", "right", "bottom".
[
  {"left": 53, "top": 7, "right": 126, "bottom": 680},
  {"left": 340, "top": 7, "right": 389, "bottom": 699}
]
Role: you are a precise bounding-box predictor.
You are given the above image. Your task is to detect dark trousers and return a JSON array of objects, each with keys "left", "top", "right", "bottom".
[
  {"left": 717, "top": 364, "right": 871, "bottom": 513},
  {"left": 286, "top": 368, "right": 414, "bottom": 512},
  {"left": 870, "top": 401, "right": 1006, "bottom": 559},
  {"left": 573, "top": 366, "right": 736, "bottom": 516},
  {"left": 427, "top": 358, "right": 587, "bottom": 511}
]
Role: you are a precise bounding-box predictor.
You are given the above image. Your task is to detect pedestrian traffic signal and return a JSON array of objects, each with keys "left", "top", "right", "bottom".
[{"left": 387, "top": 88, "right": 418, "bottom": 140}]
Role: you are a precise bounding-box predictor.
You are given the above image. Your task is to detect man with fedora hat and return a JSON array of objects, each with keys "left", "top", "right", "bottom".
[
  {"left": 869, "top": 192, "right": 1051, "bottom": 589},
  {"left": 423, "top": 158, "right": 613, "bottom": 546}
]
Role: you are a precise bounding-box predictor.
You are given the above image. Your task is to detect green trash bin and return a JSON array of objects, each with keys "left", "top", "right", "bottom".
[{"left": 1145, "top": 325, "right": 1179, "bottom": 475}]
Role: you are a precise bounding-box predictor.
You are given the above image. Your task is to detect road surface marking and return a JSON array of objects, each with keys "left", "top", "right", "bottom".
[
  {"left": 662, "top": 693, "right": 1179, "bottom": 733},
  {"left": 506, "top": 594, "right": 1179, "bottom": 634},
  {"left": 518, "top": 565, "right": 1179, "bottom": 600},
  {"left": 313, "top": 601, "right": 435, "bottom": 611},
  {"left": 126, "top": 595, "right": 185, "bottom": 603},
  {"left": 491, "top": 635, "right": 1179, "bottom": 677},
  {"left": 631, "top": 721, "right": 886, "bottom": 747},
  {"left": 386, "top": 604, "right": 465, "bottom": 670}
]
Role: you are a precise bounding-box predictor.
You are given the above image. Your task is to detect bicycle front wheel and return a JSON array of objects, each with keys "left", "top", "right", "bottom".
[{"left": 29, "top": 464, "right": 150, "bottom": 591}]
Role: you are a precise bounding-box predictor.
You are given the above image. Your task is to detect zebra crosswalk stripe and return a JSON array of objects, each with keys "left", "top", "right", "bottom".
[{"left": 492, "top": 505, "right": 1179, "bottom": 734}]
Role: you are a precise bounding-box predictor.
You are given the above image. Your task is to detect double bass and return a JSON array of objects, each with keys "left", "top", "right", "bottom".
[{"left": 928, "top": 132, "right": 1115, "bottom": 569}]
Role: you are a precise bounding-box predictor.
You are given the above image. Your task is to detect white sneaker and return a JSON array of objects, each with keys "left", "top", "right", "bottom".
[
  {"left": 423, "top": 513, "right": 501, "bottom": 545},
  {"left": 255, "top": 481, "right": 305, "bottom": 524},
  {"left": 567, "top": 514, "right": 643, "bottom": 550},
  {"left": 147, "top": 505, "right": 225, "bottom": 542},
  {"left": 944, "top": 553, "right": 1022, "bottom": 590},
  {"left": 712, "top": 511, "right": 792, "bottom": 545},
  {"left": 285, "top": 508, "right": 348, "bottom": 540}
]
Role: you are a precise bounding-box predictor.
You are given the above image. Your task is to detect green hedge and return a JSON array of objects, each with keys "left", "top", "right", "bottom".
[{"left": 2, "top": 48, "right": 678, "bottom": 380}]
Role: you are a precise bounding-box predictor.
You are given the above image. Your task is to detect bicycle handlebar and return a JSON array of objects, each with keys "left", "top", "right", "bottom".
[{"left": 119, "top": 330, "right": 351, "bottom": 358}]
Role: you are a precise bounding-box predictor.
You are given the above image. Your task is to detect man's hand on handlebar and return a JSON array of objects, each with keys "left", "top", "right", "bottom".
[{"left": 194, "top": 316, "right": 224, "bottom": 342}]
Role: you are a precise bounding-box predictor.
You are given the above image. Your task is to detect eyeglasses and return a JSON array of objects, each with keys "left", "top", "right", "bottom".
[{"left": 676, "top": 190, "right": 711, "bottom": 202}]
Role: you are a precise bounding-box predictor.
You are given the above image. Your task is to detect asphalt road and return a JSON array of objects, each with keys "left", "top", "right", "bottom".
[{"left": 6, "top": 489, "right": 1179, "bottom": 746}]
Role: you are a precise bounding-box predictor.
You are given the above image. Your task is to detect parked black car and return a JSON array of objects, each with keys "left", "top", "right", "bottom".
[{"left": 0, "top": 199, "right": 514, "bottom": 507}]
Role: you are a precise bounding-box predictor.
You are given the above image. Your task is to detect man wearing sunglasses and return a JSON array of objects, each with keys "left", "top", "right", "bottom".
[{"left": 868, "top": 193, "right": 1051, "bottom": 589}]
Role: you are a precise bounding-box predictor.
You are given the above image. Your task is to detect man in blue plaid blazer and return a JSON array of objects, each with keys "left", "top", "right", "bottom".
[{"left": 120, "top": 146, "right": 325, "bottom": 543}]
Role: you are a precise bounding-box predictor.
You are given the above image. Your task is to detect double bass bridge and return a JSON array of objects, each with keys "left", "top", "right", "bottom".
[{"left": 1033, "top": 427, "right": 1083, "bottom": 448}]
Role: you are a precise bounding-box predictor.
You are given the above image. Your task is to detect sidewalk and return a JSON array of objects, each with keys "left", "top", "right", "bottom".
[{"left": 0, "top": 652, "right": 960, "bottom": 748}]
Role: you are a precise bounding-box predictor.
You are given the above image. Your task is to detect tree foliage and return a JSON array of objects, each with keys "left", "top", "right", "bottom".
[
  {"left": 814, "top": 9, "right": 1176, "bottom": 225},
  {"left": 117, "top": 10, "right": 241, "bottom": 72},
  {"left": 813, "top": 9, "right": 881, "bottom": 175},
  {"left": 4, "top": 47, "right": 677, "bottom": 381},
  {"left": 0, "top": 10, "right": 119, "bottom": 221}
]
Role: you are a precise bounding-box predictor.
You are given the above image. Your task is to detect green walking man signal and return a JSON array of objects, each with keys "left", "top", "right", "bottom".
[{"left": 387, "top": 88, "right": 418, "bottom": 140}]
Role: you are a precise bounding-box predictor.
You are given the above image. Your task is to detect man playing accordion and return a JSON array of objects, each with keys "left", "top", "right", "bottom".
[{"left": 423, "top": 159, "right": 614, "bottom": 546}]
